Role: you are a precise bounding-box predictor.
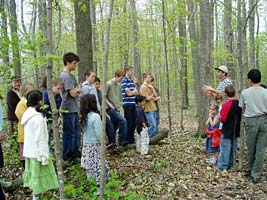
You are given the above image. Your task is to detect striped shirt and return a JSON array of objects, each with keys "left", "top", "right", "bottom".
[
  {"left": 121, "top": 76, "right": 136, "bottom": 106},
  {"left": 216, "top": 77, "right": 232, "bottom": 91}
]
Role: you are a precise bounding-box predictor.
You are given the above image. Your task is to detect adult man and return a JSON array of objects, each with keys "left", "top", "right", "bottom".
[
  {"left": 121, "top": 66, "right": 138, "bottom": 144},
  {"left": 140, "top": 73, "right": 160, "bottom": 138},
  {"left": 6, "top": 76, "right": 21, "bottom": 134},
  {"left": 203, "top": 65, "right": 232, "bottom": 96},
  {"left": 239, "top": 69, "right": 267, "bottom": 184},
  {"left": 60, "top": 52, "right": 81, "bottom": 162},
  {"left": 106, "top": 69, "right": 128, "bottom": 146}
]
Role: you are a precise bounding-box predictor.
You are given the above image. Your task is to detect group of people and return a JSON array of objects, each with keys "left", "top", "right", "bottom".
[
  {"left": 0, "top": 52, "right": 162, "bottom": 199},
  {"left": 203, "top": 66, "right": 267, "bottom": 184}
]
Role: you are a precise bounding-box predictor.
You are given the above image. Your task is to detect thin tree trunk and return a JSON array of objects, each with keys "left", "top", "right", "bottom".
[
  {"left": 46, "top": 0, "right": 65, "bottom": 198},
  {"left": 187, "top": 1, "right": 201, "bottom": 120},
  {"left": 162, "top": 0, "right": 172, "bottom": 133},
  {"left": 130, "top": 0, "right": 141, "bottom": 80},
  {"left": 248, "top": 0, "right": 255, "bottom": 69},
  {"left": 242, "top": 0, "right": 248, "bottom": 81},
  {"left": 8, "top": 0, "right": 21, "bottom": 77},
  {"left": 100, "top": 0, "right": 114, "bottom": 198},
  {"left": 90, "top": 0, "right": 98, "bottom": 73},
  {"left": 255, "top": 7, "right": 260, "bottom": 69}
]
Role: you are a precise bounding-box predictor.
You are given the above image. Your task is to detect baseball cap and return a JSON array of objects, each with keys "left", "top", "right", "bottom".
[{"left": 214, "top": 65, "right": 228, "bottom": 73}]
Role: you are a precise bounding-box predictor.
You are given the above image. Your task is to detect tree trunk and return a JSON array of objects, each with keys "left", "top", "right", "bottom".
[
  {"left": 178, "top": 12, "right": 189, "bottom": 109},
  {"left": 248, "top": 0, "right": 255, "bottom": 69},
  {"left": 255, "top": 7, "right": 260, "bottom": 69},
  {"left": 224, "top": 0, "right": 235, "bottom": 82},
  {"left": 74, "top": 0, "right": 93, "bottom": 83},
  {"left": 8, "top": 0, "right": 21, "bottom": 77},
  {"left": 89, "top": 0, "right": 97, "bottom": 73},
  {"left": 45, "top": 0, "right": 65, "bottom": 199},
  {"left": 100, "top": 0, "right": 114, "bottom": 198},
  {"left": 0, "top": 0, "right": 9, "bottom": 66},
  {"left": 187, "top": 1, "right": 201, "bottom": 120},
  {"left": 199, "top": 0, "right": 211, "bottom": 135},
  {"left": 162, "top": 0, "right": 172, "bottom": 134},
  {"left": 242, "top": 0, "right": 248, "bottom": 80},
  {"left": 130, "top": 0, "right": 141, "bottom": 80}
]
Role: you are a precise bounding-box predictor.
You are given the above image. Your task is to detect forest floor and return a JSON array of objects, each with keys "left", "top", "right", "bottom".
[{"left": 1, "top": 103, "right": 267, "bottom": 199}]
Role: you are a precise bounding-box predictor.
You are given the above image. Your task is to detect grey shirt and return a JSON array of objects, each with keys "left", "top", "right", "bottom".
[
  {"left": 80, "top": 82, "right": 101, "bottom": 112},
  {"left": 106, "top": 79, "right": 121, "bottom": 109},
  {"left": 60, "top": 71, "right": 78, "bottom": 113},
  {"left": 239, "top": 86, "right": 267, "bottom": 117}
]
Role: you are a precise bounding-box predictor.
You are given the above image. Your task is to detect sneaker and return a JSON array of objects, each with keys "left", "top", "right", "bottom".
[{"left": 208, "top": 157, "right": 217, "bottom": 164}]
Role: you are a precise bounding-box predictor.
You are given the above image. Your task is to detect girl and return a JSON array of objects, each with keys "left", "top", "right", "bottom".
[
  {"left": 205, "top": 102, "right": 221, "bottom": 164},
  {"left": 80, "top": 94, "right": 109, "bottom": 185},
  {"left": 15, "top": 82, "right": 35, "bottom": 167},
  {"left": 21, "top": 90, "right": 58, "bottom": 199}
]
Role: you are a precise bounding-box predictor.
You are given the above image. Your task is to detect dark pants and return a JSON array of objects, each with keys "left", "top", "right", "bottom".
[
  {"left": 123, "top": 105, "right": 136, "bottom": 144},
  {"left": 62, "top": 113, "right": 81, "bottom": 161}
]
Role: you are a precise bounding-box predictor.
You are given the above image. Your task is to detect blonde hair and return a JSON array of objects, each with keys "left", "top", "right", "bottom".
[
  {"left": 20, "top": 82, "right": 35, "bottom": 97},
  {"left": 52, "top": 77, "right": 63, "bottom": 86}
]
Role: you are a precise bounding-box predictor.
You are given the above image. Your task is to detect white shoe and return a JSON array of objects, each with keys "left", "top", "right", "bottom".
[{"left": 1, "top": 181, "right": 12, "bottom": 188}]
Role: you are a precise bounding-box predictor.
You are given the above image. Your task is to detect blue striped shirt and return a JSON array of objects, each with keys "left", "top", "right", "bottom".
[
  {"left": 121, "top": 76, "right": 136, "bottom": 106},
  {"left": 216, "top": 77, "right": 232, "bottom": 91}
]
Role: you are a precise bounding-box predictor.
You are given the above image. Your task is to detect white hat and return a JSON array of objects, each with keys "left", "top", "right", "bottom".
[{"left": 215, "top": 65, "right": 228, "bottom": 73}]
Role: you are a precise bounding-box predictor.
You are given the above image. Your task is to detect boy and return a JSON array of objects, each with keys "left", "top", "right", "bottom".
[
  {"left": 239, "top": 69, "right": 267, "bottom": 183},
  {"left": 135, "top": 95, "right": 147, "bottom": 134},
  {"left": 217, "top": 85, "right": 241, "bottom": 170},
  {"left": 106, "top": 69, "right": 128, "bottom": 146},
  {"left": 43, "top": 77, "right": 63, "bottom": 155},
  {"left": 94, "top": 76, "right": 102, "bottom": 106},
  {"left": 60, "top": 52, "right": 81, "bottom": 162}
]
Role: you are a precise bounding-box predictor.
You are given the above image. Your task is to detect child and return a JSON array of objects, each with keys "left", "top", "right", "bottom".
[
  {"left": 215, "top": 94, "right": 224, "bottom": 129},
  {"left": 22, "top": 90, "right": 58, "bottom": 200},
  {"left": 80, "top": 94, "right": 109, "bottom": 185},
  {"left": 135, "top": 95, "right": 149, "bottom": 154},
  {"left": 205, "top": 102, "right": 221, "bottom": 164},
  {"left": 217, "top": 85, "right": 241, "bottom": 170},
  {"left": 42, "top": 77, "right": 63, "bottom": 156},
  {"left": 15, "top": 82, "right": 35, "bottom": 167},
  {"left": 94, "top": 76, "right": 102, "bottom": 106}
]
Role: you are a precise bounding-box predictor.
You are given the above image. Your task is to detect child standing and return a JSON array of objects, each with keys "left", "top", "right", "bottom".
[
  {"left": 217, "top": 85, "right": 241, "bottom": 170},
  {"left": 80, "top": 94, "right": 109, "bottom": 185},
  {"left": 15, "top": 82, "right": 35, "bottom": 167},
  {"left": 42, "top": 77, "right": 63, "bottom": 156},
  {"left": 22, "top": 90, "right": 58, "bottom": 199},
  {"left": 135, "top": 95, "right": 149, "bottom": 154},
  {"left": 205, "top": 102, "right": 221, "bottom": 164}
]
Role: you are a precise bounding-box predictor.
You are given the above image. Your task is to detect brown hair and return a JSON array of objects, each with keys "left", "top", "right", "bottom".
[
  {"left": 224, "top": 85, "right": 235, "bottom": 98},
  {"left": 143, "top": 72, "right": 152, "bottom": 80},
  {"left": 83, "top": 70, "right": 95, "bottom": 80},
  {"left": 114, "top": 69, "right": 125, "bottom": 77},
  {"left": 20, "top": 82, "right": 35, "bottom": 97},
  {"left": 215, "top": 94, "right": 224, "bottom": 102},
  {"left": 52, "top": 77, "right": 63, "bottom": 86},
  {"left": 124, "top": 65, "right": 133, "bottom": 73}
]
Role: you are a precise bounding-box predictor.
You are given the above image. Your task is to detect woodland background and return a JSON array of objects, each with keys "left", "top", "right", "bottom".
[{"left": 1, "top": 0, "right": 267, "bottom": 199}]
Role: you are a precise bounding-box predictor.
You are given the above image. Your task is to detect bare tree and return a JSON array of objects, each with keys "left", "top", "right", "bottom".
[
  {"left": 46, "top": 0, "right": 65, "bottom": 198},
  {"left": 248, "top": 0, "right": 255, "bottom": 69},
  {"left": 0, "top": 0, "right": 9, "bottom": 66}
]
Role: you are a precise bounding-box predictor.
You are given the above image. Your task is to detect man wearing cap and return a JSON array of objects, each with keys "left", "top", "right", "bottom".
[
  {"left": 202, "top": 65, "right": 232, "bottom": 96},
  {"left": 6, "top": 76, "right": 21, "bottom": 135}
]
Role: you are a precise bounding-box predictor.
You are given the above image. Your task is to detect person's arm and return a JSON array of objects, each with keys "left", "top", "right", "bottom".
[
  {"left": 69, "top": 86, "right": 81, "bottom": 97},
  {"left": 202, "top": 85, "right": 225, "bottom": 96},
  {"left": 210, "top": 115, "right": 220, "bottom": 128},
  {"left": 93, "top": 114, "right": 102, "bottom": 143},
  {"left": 122, "top": 79, "right": 138, "bottom": 96},
  {"left": 140, "top": 86, "right": 154, "bottom": 101}
]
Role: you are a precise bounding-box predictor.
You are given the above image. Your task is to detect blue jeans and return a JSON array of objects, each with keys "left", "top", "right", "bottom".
[
  {"left": 62, "top": 113, "right": 80, "bottom": 161},
  {"left": 106, "top": 118, "right": 115, "bottom": 144},
  {"left": 217, "top": 134, "right": 238, "bottom": 170},
  {"left": 123, "top": 105, "right": 136, "bottom": 144},
  {"left": 106, "top": 108, "right": 127, "bottom": 145},
  {"left": 145, "top": 111, "right": 157, "bottom": 138}
]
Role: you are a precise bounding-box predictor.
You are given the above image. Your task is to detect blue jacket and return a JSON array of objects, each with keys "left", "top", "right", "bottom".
[
  {"left": 42, "top": 90, "right": 62, "bottom": 120},
  {"left": 83, "top": 112, "right": 102, "bottom": 144}
]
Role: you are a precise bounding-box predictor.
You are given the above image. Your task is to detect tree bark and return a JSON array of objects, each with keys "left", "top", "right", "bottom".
[
  {"left": 162, "top": 0, "right": 172, "bottom": 134},
  {"left": 8, "top": 0, "right": 21, "bottom": 77},
  {"left": 248, "top": 0, "right": 255, "bottom": 69},
  {"left": 99, "top": 0, "right": 114, "bottom": 198},
  {"left": 130, "top": 0, "right": 141, "bottom": 80},
  {"left": 46, "top": 0, "right": 65, "bottom": 199},
  {"left": 74, "top": 0, "right": 93, "bottom": 83}
]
